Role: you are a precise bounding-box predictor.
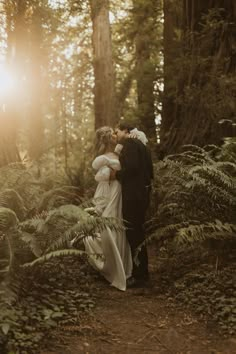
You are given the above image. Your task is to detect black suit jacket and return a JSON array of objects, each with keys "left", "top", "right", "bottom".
[{"left": 116, "top": 138, "right": 153, "bottom": 201}]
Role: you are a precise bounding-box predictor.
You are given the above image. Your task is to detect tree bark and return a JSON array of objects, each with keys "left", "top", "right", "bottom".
[
  {"left": 133, "top": 0, "right": 157, "bottom": 141},
  {"left": 161, "top": 0, "right": 177, "bottom": 151},
  {"left": 0, "top": 0, "right": 27, "bottom": 166},
  {"left": 161, "top": 0, "right": 236, "bottom": 155},
  {"left": 89, "top": 0, "right": 117, "bottom": 129},
  {"left": 28, "top": 3, "right": 44, "bottom": 161}
]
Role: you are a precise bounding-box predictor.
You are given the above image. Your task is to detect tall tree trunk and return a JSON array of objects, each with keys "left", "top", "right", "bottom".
[
  {"left": 28, "top": 3, "right": 44, "bottom": 161},
  {"left": 133, "top": 0, "right": 157, "bottom": 141},
  {"left": 161, "top": 0, "right": 236, "bottom": 155},
  {"left": 0, "top": 0, "right": 27, "bottom": 166},
  {"left": 161, "top": 0, "right": 178, "bottom": 151},
  {"left": 89, "top": 0, "right": 117, "bottom": 129}
]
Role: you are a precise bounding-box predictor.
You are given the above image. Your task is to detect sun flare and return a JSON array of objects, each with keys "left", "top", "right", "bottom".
[{"left": 0, "top": 65, "right": 16, "bottom": 98}]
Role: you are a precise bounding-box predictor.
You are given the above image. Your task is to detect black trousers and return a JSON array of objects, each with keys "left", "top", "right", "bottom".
[{"left": 122, "top": 199, "right": 149, "bottom": 280}]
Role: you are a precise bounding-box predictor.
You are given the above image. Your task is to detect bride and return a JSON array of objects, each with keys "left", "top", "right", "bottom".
[{"left": 84, "top": 126, "right": 133, "bottom": 291}]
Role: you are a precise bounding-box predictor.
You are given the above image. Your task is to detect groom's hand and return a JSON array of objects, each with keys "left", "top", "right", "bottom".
[{"left": 110, "top": 169, "right": 116, "bottom": 180}]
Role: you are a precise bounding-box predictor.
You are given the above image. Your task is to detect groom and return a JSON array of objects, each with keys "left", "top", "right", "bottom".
[{"left": 111, "top": 122, "right": 153, "bottom": 287}]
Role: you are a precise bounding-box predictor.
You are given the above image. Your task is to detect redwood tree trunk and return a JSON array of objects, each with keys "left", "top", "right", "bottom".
[
  {"left": 28, "top": 3, "right": 44, "bottom": 161},
  {"left": 133, "top": 0, "right": 157, "bottom": 141},
  {"left": 89, "top": 0, "right": 117, "bottom": 129},
  {"left": 161, "top": 0, "right": 177, "bottom": 151},
  {"left": 0, "top": 0, "right": 27, "bottom": 166},
  {"left": 161, "top": 0, "right": 236, "bottom": 155}
]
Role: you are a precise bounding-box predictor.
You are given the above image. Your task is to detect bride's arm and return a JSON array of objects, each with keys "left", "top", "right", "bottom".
[
  {"left": 94, "top": 165, "right": 111, "bottom": 182},
  {"left": 92, "top": 155, "right": 109, "bottom": 170}
]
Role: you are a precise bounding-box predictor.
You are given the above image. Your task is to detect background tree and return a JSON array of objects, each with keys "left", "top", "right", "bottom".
[
  {"left": 0, "top": 0, "right": 27, "bottom": 166},
  {"left": 161, "top": 0, "right": 236, "bottom": 155},
  {"left": 27, "top": 1, "right": 45, "bottom": 161},
  {"left": 132, "top": 0, "right": 159, "bottom": 141},
  {"left": 89, "top": 0, "right": 117, "bottom": 129},
  {"left": 109, "top": 0, "right": 162, "bottom": 142}
]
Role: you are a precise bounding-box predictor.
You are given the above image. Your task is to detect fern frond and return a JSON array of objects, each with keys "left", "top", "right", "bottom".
[
  {"left": 38, "top": 186, "right": 82, "bottom": 212},
  {"left": 150, "top": 144, "right": 236, "bottom": 255},
  {"left": 147, "top": 222, "right": 192, "bottom": 244},
  {"left": 0, "top": 163, "right": 43, "bottom": 212},
  {"left": 20, "top": 215, "right": 48, "bottom": 237},
  {"left": 203, "top": 144, "right": 221, "bottom": 153},
  {"left": 215, "top": 161, "right": 236, "bottom": 177},
  {"left": 219, "top": 140, "right": 236, "bottom": 162},
  {"left": 0, "top": 208, "right": 18, "bottom": 231},
  {"left": 134, "top": 222, "right": 194, "bottom": 259},
  {"left": 48, "top": 215, "right": 123, "bottom": 252},
  {"left": 164, "top": 151, "right": 209, "bottom": 166},
  {"left": 21, "top": 248, "right": 104, "bottom": 268},
  {"left": 158, "top": 159, "right": 189, "bottom": 180},
  {"left": 181, "top": 145, "right": 207, "bottom": 154},
  {"left": 20, "top": 231, "right": 43, "bottom": 257},
  {"left": 190, "top": 164, "right": 235, "bottom": 192},
  {"left": 0, "top": 189, "right": 26, "bottom": 220},
  {"left": 21, "top": 249, "right": 88, "bottom": 267},
  {"left": 183, "top": 152, "right": 210, "bottom": 164},
  {"left": 19, "top": 204, "right": 123, "bottom": 256},
  {"left": 79, "top": 198, "right": 95, "bottom": 209},
  {"left": 174, "top": 221, "right": 236, "bottom": 247},
  {"left": 0, "top": 163, "right": 26, "bottom": 191}
]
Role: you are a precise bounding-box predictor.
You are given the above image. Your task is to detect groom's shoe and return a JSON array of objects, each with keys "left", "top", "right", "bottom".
[
  {"left": 126, "top": 276, "right": 137, "bottom": 288},
  {"left": 127, "top": 276, "right": 149, "bottom": 288}
]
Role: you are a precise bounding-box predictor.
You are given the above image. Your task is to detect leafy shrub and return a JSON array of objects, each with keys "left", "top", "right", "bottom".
[
  {"left": 0, "top": 161, "right": 120, "bottom": 353},
  {"left": 148, "top": 141, "right": 236, "bottom": 251}
]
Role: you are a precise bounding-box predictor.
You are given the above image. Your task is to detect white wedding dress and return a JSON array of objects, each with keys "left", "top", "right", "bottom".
[{"left": 84, "top": 152, "right": 133, "bottom": 291}]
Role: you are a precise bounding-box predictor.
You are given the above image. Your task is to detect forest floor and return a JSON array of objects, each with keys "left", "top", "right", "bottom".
[{"left": 41, "top": 248, "right": 236, "bottom": 354}]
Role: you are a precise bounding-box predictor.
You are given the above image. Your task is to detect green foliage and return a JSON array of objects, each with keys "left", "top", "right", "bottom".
[
  {"left": 22, "top": 249, "right": 87, "bottom": 267},
  {"left": 174, "top": 264, "right": 236, "bottom": 335},
  {"left": 0, "top": 161, "right": 120, "bottom": 286},
  {"left": 0, "top": 161, "right": 120, "bottom": 353},
  {"left": 156, "top": 245, "right": 236, "bottom": 336},
  {"left": 0, "top": 190, "right": 26, "bottom": 221},
  {"left": 19, "top": 204, "right": 122, "bottom": 257},
  {"left": 218, "top": 138, "right": 236, "bottom": 163},
  {"left": 149, "top": 142, "right": 236, "bottom": 250},
  {"left": 0, "top": 163, "right": 43, "bottom": 213},
  {"left": 0, "top": 208, "right": 18, "bottom": 232},
  {"left": 0, "top": 257, "right": 96, "bottom": 353},
  {"left": 38, "top": 186, "right": 83, "bottom": 211}
]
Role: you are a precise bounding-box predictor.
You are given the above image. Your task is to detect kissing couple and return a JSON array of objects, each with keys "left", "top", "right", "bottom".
[{"left": 84, "top": 122, "right": 153, "bottom": 290}]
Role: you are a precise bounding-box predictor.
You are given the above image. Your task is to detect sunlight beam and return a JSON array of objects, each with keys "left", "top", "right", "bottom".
[{"left": 0, "top": 65, "right": 17, "bottom": 99}]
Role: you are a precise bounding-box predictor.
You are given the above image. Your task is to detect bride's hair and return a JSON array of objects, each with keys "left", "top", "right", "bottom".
[{"left": 94, "top": 126, "right": 114, "bottom": 156}]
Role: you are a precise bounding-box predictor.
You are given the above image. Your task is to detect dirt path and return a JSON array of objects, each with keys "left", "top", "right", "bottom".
[{"left": 41, "top": 261, "right": 236, "bottom": 353}]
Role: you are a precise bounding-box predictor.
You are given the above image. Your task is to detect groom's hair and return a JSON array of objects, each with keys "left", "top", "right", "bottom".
[{"left": 116, "top": 122, "right": 134, "bottom": 133}]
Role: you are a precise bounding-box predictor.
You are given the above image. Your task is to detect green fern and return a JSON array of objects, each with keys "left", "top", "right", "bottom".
[
  {"left": 0, "top": 189, "right": 26, "bottom": 221},
  {"left": 0, "top": 163, "right": 43, "bottom": 213},
  {"left": 174, "top": 221, "right": 236, "bottom": 247},
  {"left": 21, "top": 249, "right": 89, "bottom": 267},
  {"left": 150, "top": 143, "right": 236, "bottom": 251},
  {"left": 19, "top": 204, "right": 123, "bottom": 258},
  {"left": 190, "top": 165, "right": 235, "bottom": 191},
  {"left": 0, "top": 208, "right": 18, "bottom": 231},
  {"left": 38, "top": 186, "right": 82, "bottom": 212}
]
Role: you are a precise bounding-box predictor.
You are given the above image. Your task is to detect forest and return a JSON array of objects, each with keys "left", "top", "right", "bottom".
[{"left": 0, "top": 0, "right": 235, "bottom": 353}]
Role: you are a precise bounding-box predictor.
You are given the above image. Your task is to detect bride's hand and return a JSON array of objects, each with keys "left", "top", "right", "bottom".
[
  {"left": 109, "top": 168, "right": 116, "bottom": 180},
  {"left": 129, "top": 132, "right": 138, "bottom": 139},
  {"left": 129, "top": 128, "right": 148, "bottom": 145},
  {"left": 114, "top": 144, "right": 123, "bottom": 155}
]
